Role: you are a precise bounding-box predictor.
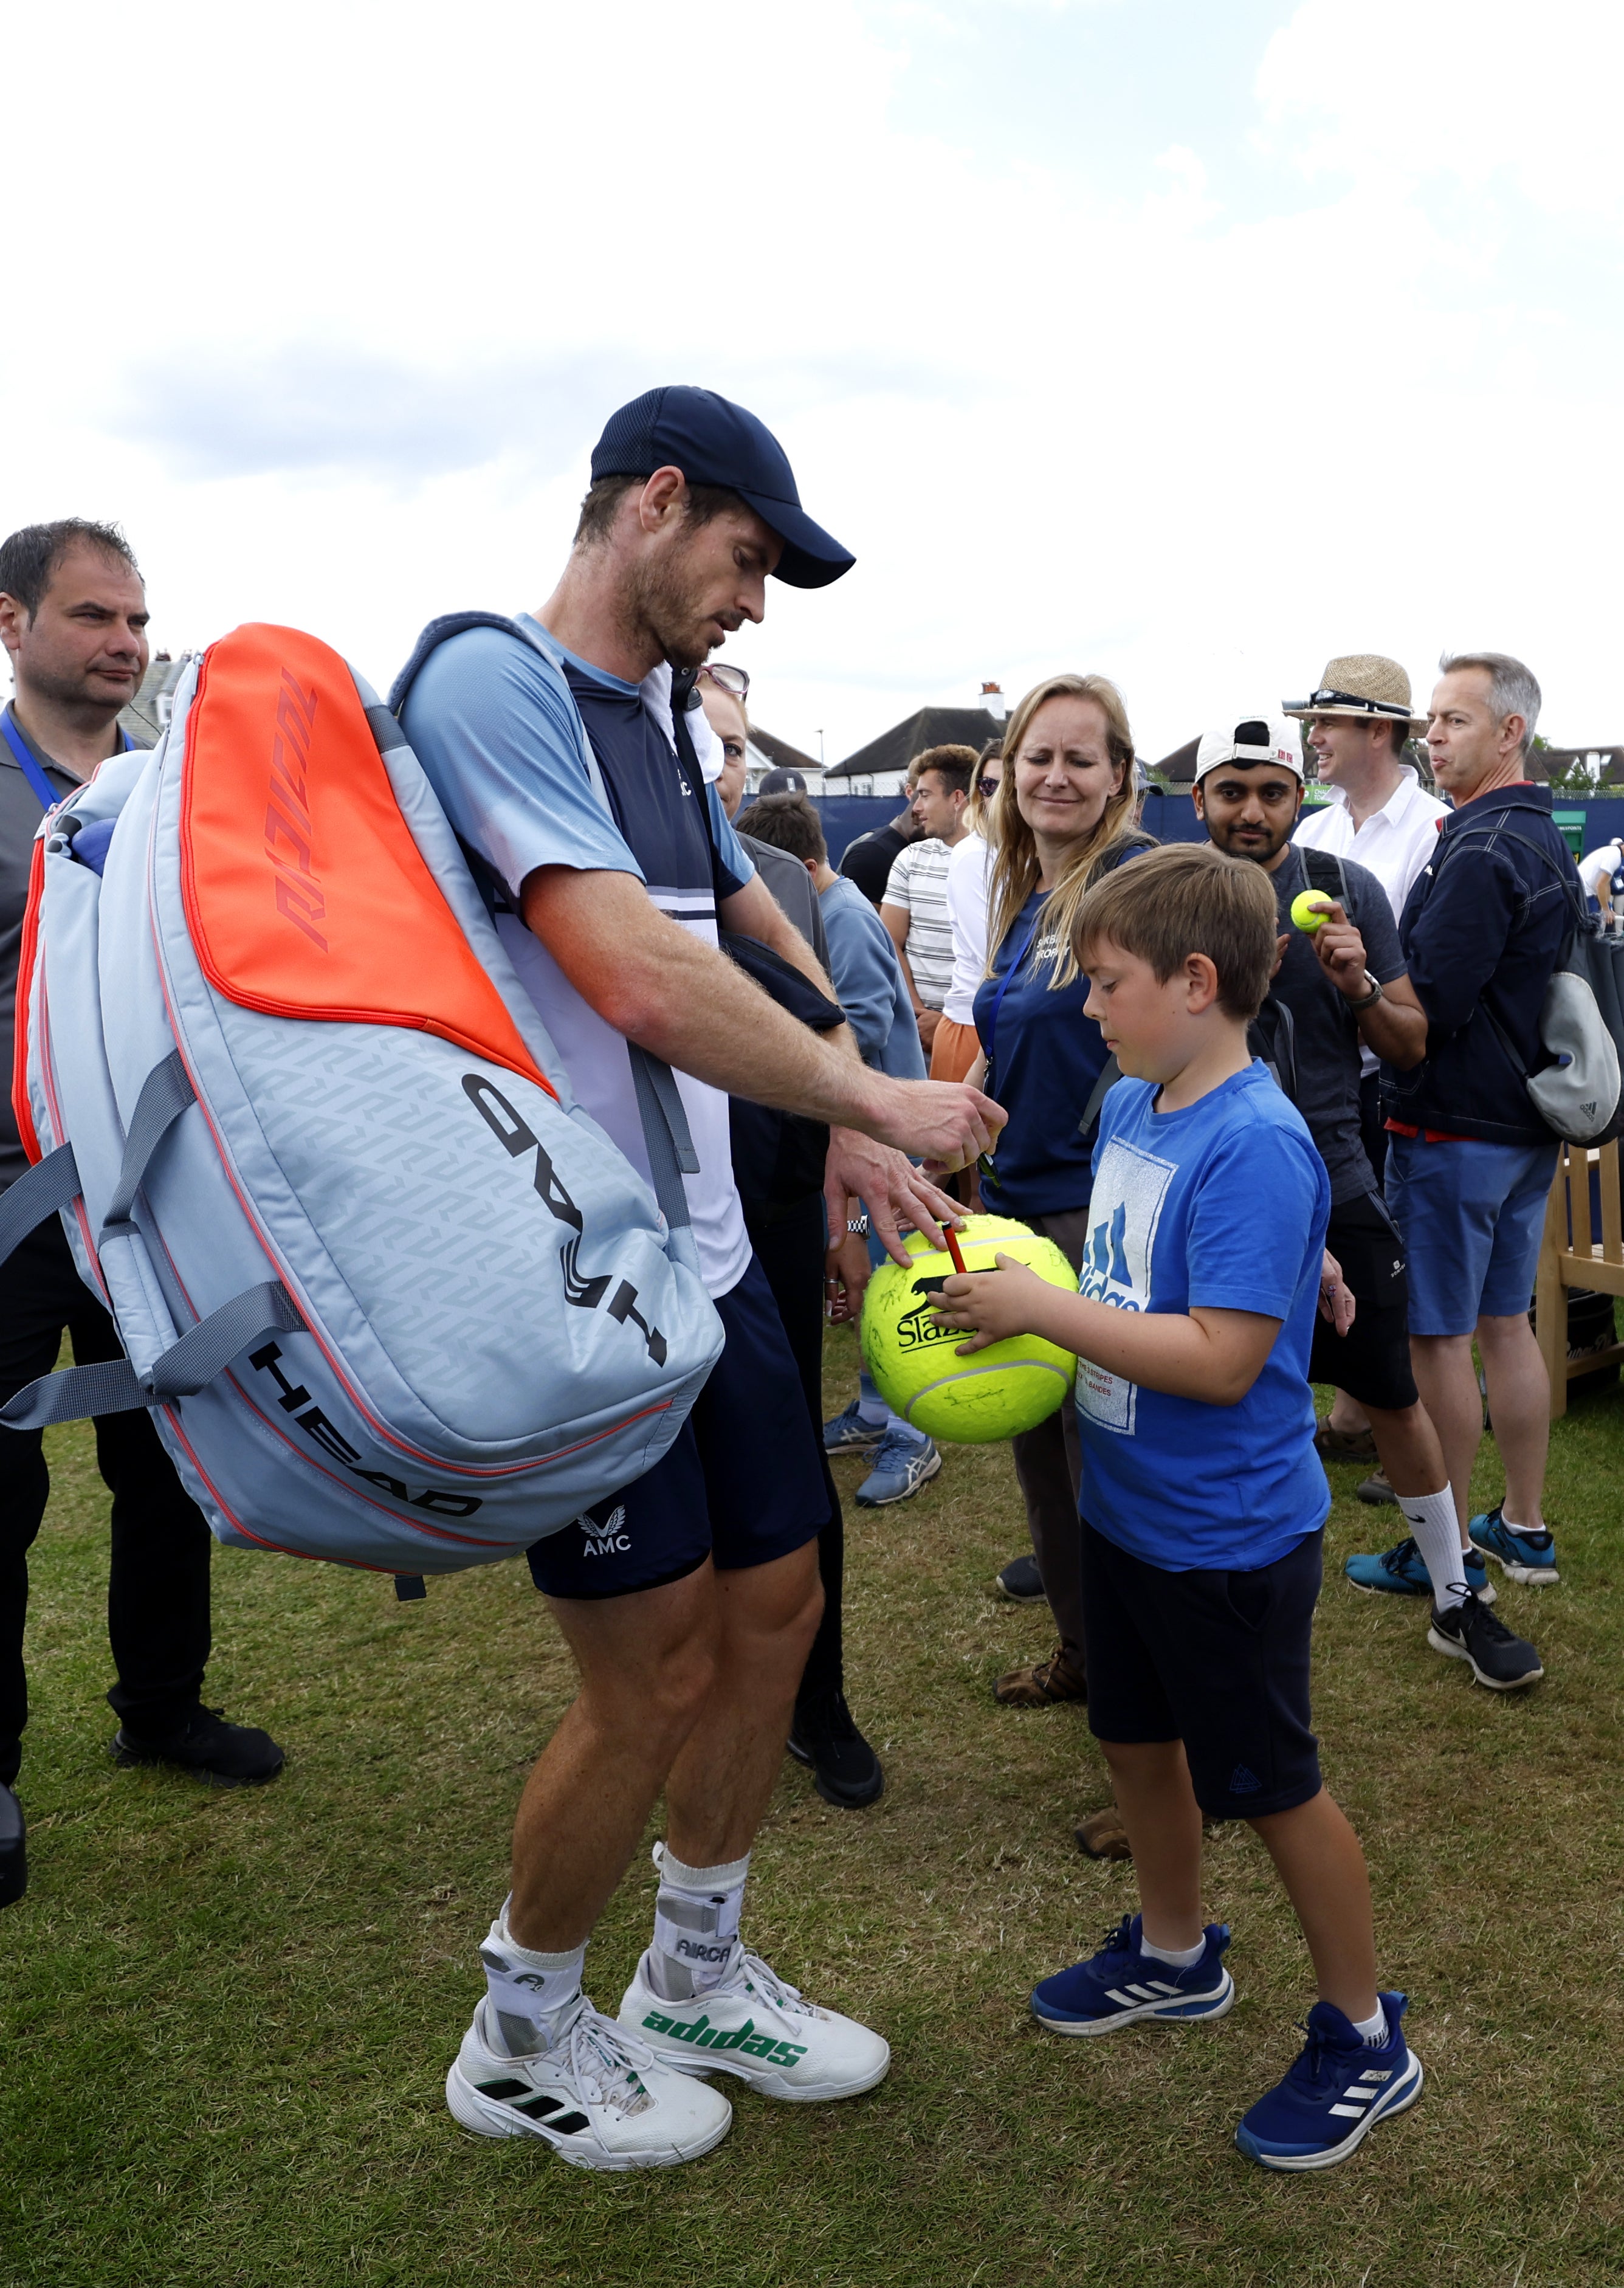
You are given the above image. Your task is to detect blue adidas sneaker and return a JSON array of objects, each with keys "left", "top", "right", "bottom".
[
  {"left": 1344, "top": 1535, "right": 1493, "bottom": 1602},
  {"left": 1470, "top": 1506, "right": 1560, "bottom": 1585},
  {"left": 1030, "top": 1914, "right": 1233, "bottom": 2036},
  {"left": 1235, "top": 1993, "right": 1422, "bottom": 2172}
]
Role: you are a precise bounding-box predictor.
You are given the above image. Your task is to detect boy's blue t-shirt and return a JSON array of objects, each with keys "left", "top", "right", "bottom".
[{"left": 1075, "top": 1062, "right": 1330, "bottom": 1573}]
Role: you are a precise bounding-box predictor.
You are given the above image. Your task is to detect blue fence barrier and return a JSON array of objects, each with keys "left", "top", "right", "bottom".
[{"left": 809, "top": 791, "right": 1624, "bottom": 866}]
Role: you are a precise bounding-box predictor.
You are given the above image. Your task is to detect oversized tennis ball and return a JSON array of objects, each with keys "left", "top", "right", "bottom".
[
  {"left": 1290, "top": 890, "right": 1332, "bottom": 933},
  {"left": 861, "top": 1215, "right": 1078, "bottom": 1444}
]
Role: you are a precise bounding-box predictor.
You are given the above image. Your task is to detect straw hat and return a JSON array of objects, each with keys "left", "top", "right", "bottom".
[{"left": 1282, "top": 655, "right": 1428, "bottom": 734}]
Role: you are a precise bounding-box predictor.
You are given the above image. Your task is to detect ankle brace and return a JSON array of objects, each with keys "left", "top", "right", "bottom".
[{"left": 648, "top": 1843, "right": 749, "bottom": 2002}]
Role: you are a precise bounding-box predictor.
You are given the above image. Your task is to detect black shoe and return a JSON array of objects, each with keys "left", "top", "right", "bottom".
[
  {"left": 995, "top": 1553, "right": 1046, "bottom": 1604},
  {"left": 112, "top": 1706, "right": 285, "bottom": 1785},
  {"left": 787, "top": 1690, "right": 884, "bottom": 1809},
  {"left": 1426, "top": 1594, "right": 1544, "bottom": 1692},
  {"left": 0, "top": 1782, "right": 24, "bottom": 1909}
]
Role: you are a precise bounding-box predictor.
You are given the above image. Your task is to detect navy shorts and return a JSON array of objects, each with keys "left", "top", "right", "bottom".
[
  {"left": 1309, "top": 1193, "right": 1417, "bottom": 1412},
  {"left": 1079, "top": 1517, "right": 1324, "bottom": 1820},
  {"left": 526, "top": 1254, "right": 827, "bottom": 1601},
  {"left": 1386, "top": 1131, "right": 1558, "bottom": 1337}
]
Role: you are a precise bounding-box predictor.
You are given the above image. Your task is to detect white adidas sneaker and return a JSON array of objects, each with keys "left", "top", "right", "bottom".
[
  {"left": 618, "top": 1948, "right": 890, "bottom": 2103},
  {"left": 446, "top": 1997, "right": 732, "bottom": 2170}
]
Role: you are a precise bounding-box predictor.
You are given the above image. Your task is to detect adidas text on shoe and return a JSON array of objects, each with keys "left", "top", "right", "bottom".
[
  {"left": 1030, "top": 1914, "right": 1233, "bottom": 2036},
  {"left": 620, "top": 1948, "right": 889, "bottom": 2103},
  {"left": 1470, "top": 1506, "right": 1560, "bottom": 1585},
  {"left": 446, "top": 1998, "right": 731, "bottom": 2171},
  {"left": 854, "top": 1428, "right": 941, "bottom": 1508},
  {"left": 1426, "top": 1593, "right": 1544, "bottom": 1690},
  {"left": 1235, "top": 1993, "right": 1422, "bottom": 2172},
  {"left": 1344, "top": 1536, "right": 1493, "bottom": 1604}
]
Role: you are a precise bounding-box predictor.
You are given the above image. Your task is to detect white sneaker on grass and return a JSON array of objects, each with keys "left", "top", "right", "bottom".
[
  {"left": 619, "top": 1947, "right": 890, "bottom": 2102},
  {"left": 446, "top": 1996, "right": 732, "bottom": 2170}
]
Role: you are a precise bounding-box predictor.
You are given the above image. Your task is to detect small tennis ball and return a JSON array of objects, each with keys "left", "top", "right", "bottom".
[
  {"left": 1291, "top": 890, "right": 1332, "bottom": 933},
  {"left": 861, "top": 1214, "right": 1078, "bottom": 1445}
]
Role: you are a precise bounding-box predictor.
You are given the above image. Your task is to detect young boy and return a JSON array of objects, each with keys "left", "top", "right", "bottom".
[{"left": 931, "top": 843, "right": 1422, "bottom": 2171}]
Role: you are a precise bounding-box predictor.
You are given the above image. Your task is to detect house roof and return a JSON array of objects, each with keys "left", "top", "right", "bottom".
[
  {"left": 1154, "top": 737, "right": 1200, "bottom": 784},
  {"left": 749, "top": 725, "right": 821, "bottom": 776},
  {"left": 1527, "top": 745, "right": 1624, "bottom": 787},
  {"left": 826, "top": 706, "right": 1004, "bottom": 781}
]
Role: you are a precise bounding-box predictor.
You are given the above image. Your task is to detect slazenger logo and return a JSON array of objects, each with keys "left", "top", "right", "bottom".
[
  {"left": 641, "top": 2011, "right": 807, "bottom": 2067},
  {"left": 462, "top": 1077, "right": 669, "bottom": 1365},
  {"left": 893, "top": 1274, "right": 957, "bottom": 1352},
  {"left": 249, "top": 1340, "right": 482, "bottom": 1514},
  {"left": 581, "top": 1504, "right": 631, "bottom": 1556},
  {"left": 264, "top": 669, "right": 328, "bottom": 951}
]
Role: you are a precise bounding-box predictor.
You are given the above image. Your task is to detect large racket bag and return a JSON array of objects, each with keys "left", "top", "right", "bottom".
[{"left": 2, "top": 622, "right": 723, "bottom": 1584}]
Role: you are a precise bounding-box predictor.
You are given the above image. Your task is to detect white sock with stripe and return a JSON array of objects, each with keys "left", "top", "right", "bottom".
[
  {"left": 1350, "top": 2001, "right": 1389, "bottom": 2045},
  {"left": 1397, "top": 1487, "right": 1468, "bottom": 1611}
]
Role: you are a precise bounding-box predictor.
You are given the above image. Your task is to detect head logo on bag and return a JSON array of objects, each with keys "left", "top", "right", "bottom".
[{"left": 5, "top": 622, "right": 723, "bottom": 1579}]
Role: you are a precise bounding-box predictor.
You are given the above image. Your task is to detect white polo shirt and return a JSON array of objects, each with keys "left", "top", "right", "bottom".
[
  {"left": 1294, "top": 765, "right": 1447, "bottom": 1078},
  {"left": 1293, "top": 765, "right": 1447, "bottom": 921}
]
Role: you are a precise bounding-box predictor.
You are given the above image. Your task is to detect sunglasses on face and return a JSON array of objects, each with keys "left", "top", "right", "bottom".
[
  {"left": 699, "top": 663, "right": 749, "bottom": 699},
  {"left": 977, "top": 776, "right": 1000, "bottom": 799}
]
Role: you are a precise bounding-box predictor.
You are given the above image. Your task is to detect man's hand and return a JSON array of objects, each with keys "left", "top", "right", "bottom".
[
  {"left": 824, "top": 1222, "right": 872, "bottom": 1325},
  {"left": 825, "top": 1135, "right": 965, "bottom": 1264},
  {"left": 1318, "top": 1248, "right": 1356, "bottom": 1334},
  {"left": 857, "top": 1073, "right": 1004, "bottom": 1172},
  {"left": 1309, "top": 901, "right": 1374, "bottom": 1000},
  {"left": 927, "top": 1252, "right": 1047, "bottom": 1354}
]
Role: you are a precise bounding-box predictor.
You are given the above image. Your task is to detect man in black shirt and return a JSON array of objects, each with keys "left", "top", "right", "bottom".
[
  {"left": 1195, "top": 712, "right": 1541, "bottom": 1692},
  {"left": 0, "top": 520, "right": 284, "bottom": 1907},
  {"left": 838, "top": 768, "right": 923, "bottom": 906}
]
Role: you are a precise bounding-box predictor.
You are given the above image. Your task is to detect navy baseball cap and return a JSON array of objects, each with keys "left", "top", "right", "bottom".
[{"left": 590, "top": 386, "right": 855, "bottom": 589}]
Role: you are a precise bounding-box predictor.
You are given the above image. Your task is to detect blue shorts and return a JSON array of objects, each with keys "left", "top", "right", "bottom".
[
  {"left": 1079, "top": 1518, "right": 1324, "bottom": 1821},
  {"left": 526, "top": 1254, "right": 827, "bottom": 1601},
  {"left": 1386, "top": 1132, "right": 1557, "bottom": 1337}
]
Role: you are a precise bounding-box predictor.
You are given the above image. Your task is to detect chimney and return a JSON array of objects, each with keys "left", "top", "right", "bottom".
[{"left": 980, "top": 680, "right": 1006, "bottom": 723}]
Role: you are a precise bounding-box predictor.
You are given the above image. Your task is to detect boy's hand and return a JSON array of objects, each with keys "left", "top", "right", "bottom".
[
  {"left": 928, "top": 1251, "right": 1047, "bottom": 1355},
  {"left": 1318, "top": 1249, "right": 1356, "bottom": 1334}
]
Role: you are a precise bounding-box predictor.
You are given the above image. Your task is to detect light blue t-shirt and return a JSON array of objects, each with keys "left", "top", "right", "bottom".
[
  {"left": 401, "top": 616, "right": 757, "bottom": 1297},
  {"left": 818, "top": 875, "right": 927, "bottom": 1080},
  {"left": 1075, "top": 1061, "right": 1330, "bottom": 1573}
]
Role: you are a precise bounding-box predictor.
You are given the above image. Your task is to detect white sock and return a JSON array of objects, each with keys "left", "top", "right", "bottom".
[
  {"left": 1139, "top": 1929, "right": 1205, "bottom": 1969},
  {"left": 648, "top": 1843, "right": 749, "bottom": 2002},
  {"left": 1397, "top": 1487, "right": 1469, "bottom": 1611},
  {"left": 1350, "top": 2001, "right": 1389, "bottom": 2046},
  {"left": 480, "top": 1902, "right": 585, "bottom": 2056}
]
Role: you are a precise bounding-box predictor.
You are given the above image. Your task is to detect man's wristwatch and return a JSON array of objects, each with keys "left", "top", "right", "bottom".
[{"left": 1346, "top": 974, "right": 1384, "bottom": 1011}]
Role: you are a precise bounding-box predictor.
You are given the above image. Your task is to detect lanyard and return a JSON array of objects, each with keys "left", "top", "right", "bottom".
[
  {"left": 0, "top": 709, "right": 130, "bottom": 812},
  {"left": 1, "top": 709, "right": 63, "bottom": 811},
  {"left": 982, "top": 899, "right": 1047, "bottom": 1087}
]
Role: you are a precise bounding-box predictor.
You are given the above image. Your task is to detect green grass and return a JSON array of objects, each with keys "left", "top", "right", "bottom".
[{"left": 2, "top": 1332, "right": 1622, "bottom": 2287}]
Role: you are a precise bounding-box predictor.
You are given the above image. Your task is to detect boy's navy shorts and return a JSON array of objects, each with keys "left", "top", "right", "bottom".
[
  {"left": 1079, "top": 1517, "right": 1324, "bottom": 1820},
  {"left": 526, "top": 1254, "right": 827, "bottom": 1602}
]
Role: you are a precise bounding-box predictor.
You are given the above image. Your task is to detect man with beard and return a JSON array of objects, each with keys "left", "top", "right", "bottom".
[
  {"left": 1193, "top": 714, "right": 1543, "bottom": 1694},
  {"left": 397, "top": 388, "right": 1001, "bottom": 2172}
]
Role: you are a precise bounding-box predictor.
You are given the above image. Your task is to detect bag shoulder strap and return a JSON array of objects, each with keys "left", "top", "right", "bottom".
[
  {"left": 1301, "top": 847, "right": 1352, "bottom": 909},
  {"left": 388, "top": 612, "right": 698, "bottom": 1228}
]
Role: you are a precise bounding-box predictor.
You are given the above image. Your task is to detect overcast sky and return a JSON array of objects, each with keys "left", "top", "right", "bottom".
[{"left": 6, "top": 0, "right": 1622, "bottom": 764}]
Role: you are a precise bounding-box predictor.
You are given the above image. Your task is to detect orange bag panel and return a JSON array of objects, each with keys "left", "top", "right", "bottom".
[{"left": 179, "top": 624, "right": 551, "bottom": 1094}]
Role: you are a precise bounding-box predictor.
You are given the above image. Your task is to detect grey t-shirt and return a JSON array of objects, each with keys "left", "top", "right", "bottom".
[
  {"left": 737, "top": 830, "right": 830, "bottom": 973},
  {"left": 0, "top": 708, "right": 81, "bottom": 1191},
  {"left": 1268, "top": 845, "right": 1407, "bottom": 1207}
]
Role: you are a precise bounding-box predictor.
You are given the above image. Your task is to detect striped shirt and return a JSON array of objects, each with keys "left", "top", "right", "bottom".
[{"left": 881, "top": 838, "right": 956, "bottom": 1009}]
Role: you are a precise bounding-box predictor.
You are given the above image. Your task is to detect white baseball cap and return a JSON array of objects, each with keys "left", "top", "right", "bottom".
[{"left": 1194, "top": 713, "right": 1304, "bottom": 785}]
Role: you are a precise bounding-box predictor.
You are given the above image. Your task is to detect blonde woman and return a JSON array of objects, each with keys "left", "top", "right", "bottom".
[{"left": 967, "top": 676, "right": 1154, "bottom": 1708}]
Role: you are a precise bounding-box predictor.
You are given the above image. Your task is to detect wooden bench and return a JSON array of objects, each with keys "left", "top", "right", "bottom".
[{"left": 1535, "top": 1139, "right": 1624, "bottom": 1416}]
